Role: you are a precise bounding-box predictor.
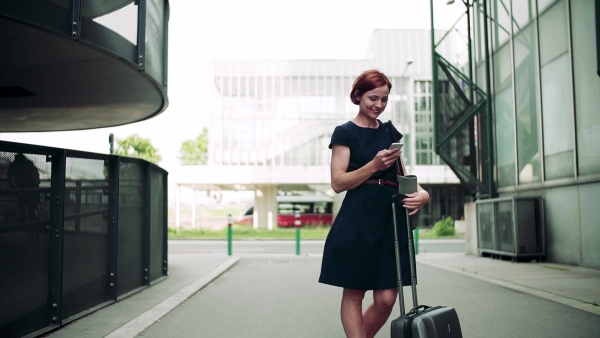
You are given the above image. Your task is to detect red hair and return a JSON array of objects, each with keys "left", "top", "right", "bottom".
[{"left": 350, "top": 69, "right": 392, "bottom": 105}]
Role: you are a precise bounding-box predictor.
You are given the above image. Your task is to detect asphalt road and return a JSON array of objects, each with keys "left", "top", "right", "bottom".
[
  {"left": 137, "top": 256, "right": 600, "bottom": 338},
  {"left": 168, "top": 239, "right": 466, "bottom": 255}
]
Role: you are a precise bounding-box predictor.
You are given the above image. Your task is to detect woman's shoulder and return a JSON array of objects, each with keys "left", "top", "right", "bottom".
[
  {"left": 332, "top": 121, "right": 355, "bottom": 134},
  {"left": 337, "top": 121, "right": 355, "bottom": 130},
  {"left": 330, "top": 121, "right": 357, "bottom": 148}
]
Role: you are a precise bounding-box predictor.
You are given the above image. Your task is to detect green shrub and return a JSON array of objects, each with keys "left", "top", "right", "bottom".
[{"left": 432, "top": 217, "right": 456, "bottom": 237}]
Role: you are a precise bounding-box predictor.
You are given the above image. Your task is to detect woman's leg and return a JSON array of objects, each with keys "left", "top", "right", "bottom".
[
  {"left": 363, "top": 288, "right": 397, "bottom": 338},
  {"left": 341, "top": 288, "right": 367, "bottom": 338}
]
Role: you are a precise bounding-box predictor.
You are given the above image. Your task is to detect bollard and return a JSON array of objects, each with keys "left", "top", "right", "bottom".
[
  {"left": 227, "top": 214, "right": 232, "bottom": 256},
  {"left": 294, "top": 213, "right": 301, "bottom": 255},
  {"left": 414, "top": 227, "right": 419, "bottom": 255}
]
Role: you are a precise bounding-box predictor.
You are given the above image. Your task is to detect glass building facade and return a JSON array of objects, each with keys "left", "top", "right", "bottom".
[
  {"left": 468, "top": 0, "right": 600, "bottom": 267},
  {"left": 210, "top": 29, "right": 466, "bottom": 226}
]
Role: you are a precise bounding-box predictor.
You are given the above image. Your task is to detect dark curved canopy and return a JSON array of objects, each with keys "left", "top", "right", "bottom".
[
  {"left": 0, "top": 0, "right": 168, "bottom": 132},
  {"left": 46, "top": 0, "right": 133, "bottom": 18}
]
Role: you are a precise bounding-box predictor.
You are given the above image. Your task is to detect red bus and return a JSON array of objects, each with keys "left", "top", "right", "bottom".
[{"left": 236, "top": 195, "right": 333, "bottom": 227}]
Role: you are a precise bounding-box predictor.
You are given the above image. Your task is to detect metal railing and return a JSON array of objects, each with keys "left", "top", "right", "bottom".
[
  {"left": 0, "top": 140, "right": 168, "bottom": 338},
  {"left": 430, "top": 0, "right": 494, "bottom": 199}
]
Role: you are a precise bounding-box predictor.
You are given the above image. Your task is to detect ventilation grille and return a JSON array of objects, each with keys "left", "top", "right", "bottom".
[{"left": 476, "top": 197, "right": 544, "bottom": 258}]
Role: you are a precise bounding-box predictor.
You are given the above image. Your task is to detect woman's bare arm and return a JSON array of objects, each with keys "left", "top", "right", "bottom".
[{"left": 330, "top": 144, "right": 400, "bottom": 193}]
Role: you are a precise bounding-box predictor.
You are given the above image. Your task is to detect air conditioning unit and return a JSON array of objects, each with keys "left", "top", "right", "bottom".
[{"left": 476, "top": 197, "right": 544, "bottom": 261}]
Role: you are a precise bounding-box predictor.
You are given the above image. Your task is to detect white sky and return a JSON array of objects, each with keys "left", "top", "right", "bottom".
[{"left": 0, "top": 0, "right": 466, "bottom": 172}]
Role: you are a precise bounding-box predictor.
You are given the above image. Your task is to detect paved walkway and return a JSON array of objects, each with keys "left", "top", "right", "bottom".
[
  {"left": 48, "top": 249, "right": 600, "bottom": 337},
  {"left": 417, "top": 252, "right": 600, "bottom": 315}
]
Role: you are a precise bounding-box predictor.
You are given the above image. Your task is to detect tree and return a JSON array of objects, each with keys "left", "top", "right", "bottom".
[
  {"left": 114, "top": 134, "right": 162, "bottom": 164},
  {"left": 179, "top": 127, "right": 209, "bottom": 165}
]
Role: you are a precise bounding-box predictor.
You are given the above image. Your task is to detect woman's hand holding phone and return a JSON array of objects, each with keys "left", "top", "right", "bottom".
[{"left": 389, "top": 143, "right": 403, "bottom": 151}]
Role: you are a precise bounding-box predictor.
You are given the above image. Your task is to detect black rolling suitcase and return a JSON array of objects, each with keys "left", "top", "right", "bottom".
[{"left": 390, "top": 195, "right": 463, "bottom": 338}]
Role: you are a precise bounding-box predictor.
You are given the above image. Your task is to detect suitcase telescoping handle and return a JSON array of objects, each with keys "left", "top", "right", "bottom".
[{"left": 392, "top": 195, "right": 418, "bottom": 316}]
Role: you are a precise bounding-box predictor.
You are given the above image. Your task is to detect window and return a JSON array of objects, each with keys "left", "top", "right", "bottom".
[
  {"left": 539, "top": 0, "right": 574, "bottom": 180},
  {"left": 494, "top": 43, "right": 516, "bottom": 187},
  {"left": 278, "top": 203, "right": 311, "bottom": 215},
  {"left": 514, "top": 23, "right": 541, "bottom": 183},
  {"left": 511, "top": 0, "right": 536, "bottom": 33},
  {"left": 540, "top": 54, "right": 574, "bottom": 179},
  {"left": 538, "top": 0, "right": 559, "bottom": 14},
  {"left": 414, "top": 80, "right": 437, "bottom": 165},
  {"left": 492, "top": 0, "right": 511, "bottom": 49},
  {"left": 313, "top": 202, "right": 332, "bottom": 214},
  {"left": 277, "top": 202, "right": 332, "bottom": 215},
  {"left": 571, "top": 0, "right": 600, "bottom": 175}
]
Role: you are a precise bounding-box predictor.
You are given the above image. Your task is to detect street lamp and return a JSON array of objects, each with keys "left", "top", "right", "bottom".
[
  {"left": 400, "top": 60, "right": 413, "bottom": 165},
  {"left": 401, "top": 60, "right": 413, "bottom": 104},
  {"left": 402, "top": 60, "right": 413, "bottom": 77},
  {"left": 400, "top": 60, "right": 413, "bottom": 110},
  {"left": 446, "top": 0, "right": 473, "bottom": 100}
]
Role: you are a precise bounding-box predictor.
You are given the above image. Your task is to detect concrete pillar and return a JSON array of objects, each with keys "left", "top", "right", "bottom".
[
  {"left": 464, "top": 201, "right": 478, "bottom": 255},
  {"left": 254, "top": 185, "right": 278, "bottom": 229},
  {"left": 175, "top": 184, "right": 181, "bottom": 230},
  {"left": 192, "top": 190, "right": 196, "bottom": 229},
  {"left": 332, "top": 191, "right": 346, "bottom": 221}
]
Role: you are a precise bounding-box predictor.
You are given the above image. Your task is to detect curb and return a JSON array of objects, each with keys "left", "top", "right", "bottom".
[
  {"left": 105, "top": 256, "right": 241, "bottom": 338},
  {"left": 416, "top": 257, "right": 600, "bottom": 316}
]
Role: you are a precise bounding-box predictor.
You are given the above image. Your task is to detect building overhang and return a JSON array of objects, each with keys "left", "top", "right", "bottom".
[
  {"left": 171, "top": 165, "right": 460, "bottom": 192},
  {"left": 0, "top": 1, "right": 169, "bottom": 132},
  {"left": 171, "top": 166, "right": 332, "bottom": 192}
]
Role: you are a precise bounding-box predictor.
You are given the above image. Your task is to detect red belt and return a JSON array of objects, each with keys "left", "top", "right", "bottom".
[{"left": 363, "top": 179, "right": 399, "bottom": 187}]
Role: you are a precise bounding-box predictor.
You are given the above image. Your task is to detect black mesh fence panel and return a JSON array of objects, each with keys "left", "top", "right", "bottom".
[
  {"left": 117, "top": 161, "right": 145, "bottom": 296},
  {"left": 494, "top": 201, "right": 515, "bottom": 253},
  {"left": 61, "top": 157, "right": 110, "bottom": 320},
  {"left": 0, "top": 151, "right": 52, "bottom": 337},
  {"left": 149, "top": 168, "right": 166, "bottom": 281},
  {"left": 478, "top": 198, "right": 544, "bottom": 259},
  {"left": 0, "top": 142, "right": 168, "bottom": 337},
  {"left": 477, "top": 202, "right": 494, "bottom": 250}
]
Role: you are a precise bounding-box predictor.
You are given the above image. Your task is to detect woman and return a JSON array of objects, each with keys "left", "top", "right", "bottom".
[{"left": 319, "top": 69, "right": 429, "bottom": 338}]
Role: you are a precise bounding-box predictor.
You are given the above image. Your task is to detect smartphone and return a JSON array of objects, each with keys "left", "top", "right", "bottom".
[{"left": 389, "top": 143, "right": 404, "bottom": 151}]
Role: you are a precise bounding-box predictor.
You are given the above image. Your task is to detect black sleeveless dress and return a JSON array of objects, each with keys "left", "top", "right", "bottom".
[{"left": 318, "top": 120, "right": 414, "bottom": 290}]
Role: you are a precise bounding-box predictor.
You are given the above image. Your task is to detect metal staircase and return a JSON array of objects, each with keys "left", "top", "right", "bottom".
[{"left": 430, "top": 0, "right": 494, "bottom": 199}]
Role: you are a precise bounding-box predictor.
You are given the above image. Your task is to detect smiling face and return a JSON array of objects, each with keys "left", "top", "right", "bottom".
[{"left": 356, "top": 85, "right": 389, "bottom": 120}]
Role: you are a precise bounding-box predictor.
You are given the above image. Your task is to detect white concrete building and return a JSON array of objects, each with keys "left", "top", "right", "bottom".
[{"left": 175, "top": 29, "right": 466, "bottom": 229}]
